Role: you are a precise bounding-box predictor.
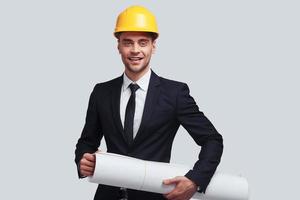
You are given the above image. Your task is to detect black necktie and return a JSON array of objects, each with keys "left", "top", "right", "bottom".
[{"left": 124, "top": 83, "right": 139, "bottom": 146}]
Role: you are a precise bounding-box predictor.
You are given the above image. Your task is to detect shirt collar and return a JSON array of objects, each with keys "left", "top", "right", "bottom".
[{"left": 122, "top": 68, "right": 151, "bottom": 92}]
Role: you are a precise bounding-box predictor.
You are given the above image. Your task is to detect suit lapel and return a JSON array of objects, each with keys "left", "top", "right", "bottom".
[
  {"left": 111, "top": 75, "right": 127, "bottom": 143},
  {"left": 132, "top": 70, "right": 161, "bottom": 146}
]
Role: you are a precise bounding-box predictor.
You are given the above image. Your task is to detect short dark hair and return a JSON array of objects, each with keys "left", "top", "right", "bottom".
[{"left": 115, "top": 32, "right": 158, "bottom": 41}]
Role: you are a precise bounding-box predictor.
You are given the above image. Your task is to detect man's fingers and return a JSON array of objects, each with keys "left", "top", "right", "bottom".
[
  {"left": 163, "top": 177, "right": 181, "bottom": 200},
  {"left": 83, "top": 153, "right": 95, "bottom": 162},
  {"left": 80, "top": 158, "right": 95, "bottom": 167},
  {"left": 79, "top": 153, "right": 96, "bottom": 177},
  {"left": 163, "top": 176, "right": 181, "bottom": 185},
  {"left": 80, "top": 169, "right": 93, "bottom": 176},
  {"left": 80, "top": 165, "right": 94, "bottom": 172},
  {"left": 163, "top": 177, "right": 198, "bottom": 200}
]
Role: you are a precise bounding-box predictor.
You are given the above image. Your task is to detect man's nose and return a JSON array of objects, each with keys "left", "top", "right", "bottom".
[{"left": 130, "top": 43, "right": 140, "bottom": 54}]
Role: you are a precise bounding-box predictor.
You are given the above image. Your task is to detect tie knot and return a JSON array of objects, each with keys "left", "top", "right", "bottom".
[{"left": 129, "top": 83, "right": 139, "bottom": 93}]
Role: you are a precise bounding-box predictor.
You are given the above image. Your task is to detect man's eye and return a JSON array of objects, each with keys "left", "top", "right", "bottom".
[
  {"left": 139, "top": 41, "right": 148, "bottom": 47},
  {"left": 122, "top": 41, "right": 132, "bottom": 46}
]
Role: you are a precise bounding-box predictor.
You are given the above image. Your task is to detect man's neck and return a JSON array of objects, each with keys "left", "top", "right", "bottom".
[{"left": 125, "top": 67, "right": 150, "bottom": 82}]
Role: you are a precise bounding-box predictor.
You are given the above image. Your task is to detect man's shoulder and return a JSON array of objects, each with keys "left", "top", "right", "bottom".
[
  {"left": 157, "top": 75, "right": 187, "bottom": 89},
  {"left": 94, "top": 75, "right": 122, "bottom": 91}
]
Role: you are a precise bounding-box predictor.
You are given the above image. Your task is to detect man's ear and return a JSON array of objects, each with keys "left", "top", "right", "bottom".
[
  {"left": 117, "top": 39, "right": 121, "bottom": 54},
  {"left": 152, "top": 40, "right": 156, "bottom": 54}
]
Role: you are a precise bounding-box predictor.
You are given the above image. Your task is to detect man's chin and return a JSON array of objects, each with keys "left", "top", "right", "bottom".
[{"left": 127, "top": 65, "right": 148, "bottom": 73}]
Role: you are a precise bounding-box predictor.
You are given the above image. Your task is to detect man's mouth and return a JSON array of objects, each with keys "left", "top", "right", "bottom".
[{"left": 128, "top": 57, "right": 143, "bottom": 61}]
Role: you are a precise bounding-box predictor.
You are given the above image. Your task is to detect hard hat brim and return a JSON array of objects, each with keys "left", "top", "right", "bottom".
[{"left": 114, "top": 31, "right": 158, "bottom": 40}]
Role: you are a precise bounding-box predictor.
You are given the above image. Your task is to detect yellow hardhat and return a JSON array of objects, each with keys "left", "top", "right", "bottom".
[{"left": 114, "top": 5, "right": 159, "bottom": 39}]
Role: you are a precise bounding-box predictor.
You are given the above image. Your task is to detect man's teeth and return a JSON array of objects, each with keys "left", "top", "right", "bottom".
[{"left": 129, "top": 57, "right": 143, "bottom": 61}]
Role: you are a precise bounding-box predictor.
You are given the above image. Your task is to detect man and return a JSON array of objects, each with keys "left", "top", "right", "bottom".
[{"left": 75, "top": 5, "right": 223, "bottom": 200}]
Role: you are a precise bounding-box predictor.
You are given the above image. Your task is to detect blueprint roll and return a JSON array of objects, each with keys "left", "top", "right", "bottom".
[{"left": 89, "top": 152, "right": 249, "bottom": 200}]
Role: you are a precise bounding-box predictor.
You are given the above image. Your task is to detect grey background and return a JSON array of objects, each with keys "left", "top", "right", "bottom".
[{"left": 0, "top": 0, "right": 299, "bottom": 199}]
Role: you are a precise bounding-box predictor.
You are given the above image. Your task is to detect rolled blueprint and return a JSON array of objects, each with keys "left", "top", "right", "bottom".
[{"left": 89, "top": 152, "right": 249, "bottom": 200}]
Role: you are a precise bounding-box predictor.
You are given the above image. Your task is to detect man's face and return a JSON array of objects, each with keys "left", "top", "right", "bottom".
[{"left": 118, "top": 32, "right": 156, "bottom": 74}]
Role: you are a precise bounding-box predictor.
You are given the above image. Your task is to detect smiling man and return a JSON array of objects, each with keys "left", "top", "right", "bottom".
[
  {"left": 118, "top": 32, "right": 155, "bottom": 81},
  {"left": 75, "top": 5, "right": 223, "bottom": 200}
]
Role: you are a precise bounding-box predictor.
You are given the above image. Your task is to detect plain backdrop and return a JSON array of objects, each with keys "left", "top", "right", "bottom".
[{"left": 0, "top": 1, "right": 299, "bottom": 199}]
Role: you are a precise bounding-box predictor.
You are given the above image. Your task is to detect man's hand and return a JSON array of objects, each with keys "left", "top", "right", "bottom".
[
  {"left": 79, "top": 153, "right": 95, "bottom": 177},
  {"left": 163, "top": 176, "right": 198, "bottom": 200}
]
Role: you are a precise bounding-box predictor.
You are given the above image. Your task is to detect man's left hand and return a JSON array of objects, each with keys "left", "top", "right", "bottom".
[{"left": 163, "top": 176, "right": 198, "bottom": 200}]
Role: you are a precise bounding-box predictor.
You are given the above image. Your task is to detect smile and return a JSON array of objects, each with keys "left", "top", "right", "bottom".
[{"left": 128, "top": 57, "right": 143, "bottom": 61}]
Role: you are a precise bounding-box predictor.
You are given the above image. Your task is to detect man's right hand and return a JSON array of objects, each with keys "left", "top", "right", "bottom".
[{"left": 79, "top": 153, "right": 96, "bottom": 177}]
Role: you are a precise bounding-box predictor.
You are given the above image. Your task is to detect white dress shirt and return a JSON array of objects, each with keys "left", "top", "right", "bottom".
[{"left": 120, "top": 69, "right": 151, "bottom": 138}]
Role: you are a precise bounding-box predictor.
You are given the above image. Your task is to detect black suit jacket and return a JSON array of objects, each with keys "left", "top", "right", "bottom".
[{"left": 75, "top": 71, "right": 223, "bottom": 200}]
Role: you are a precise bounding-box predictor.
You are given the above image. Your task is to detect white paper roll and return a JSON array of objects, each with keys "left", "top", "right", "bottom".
[
  {"left": 89, "top": 153, "right": 145, "bottom": 190},
  {"left": 89, "top": 152, "right": 249, "bottom": 200}
]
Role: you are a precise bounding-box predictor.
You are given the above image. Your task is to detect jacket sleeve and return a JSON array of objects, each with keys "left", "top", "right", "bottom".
[
  {"left": 176, "top": 83, "right": 223, "bottom": 193},
  {"left": 74, "top": 84, "right": 104, "bottom": 178}
]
